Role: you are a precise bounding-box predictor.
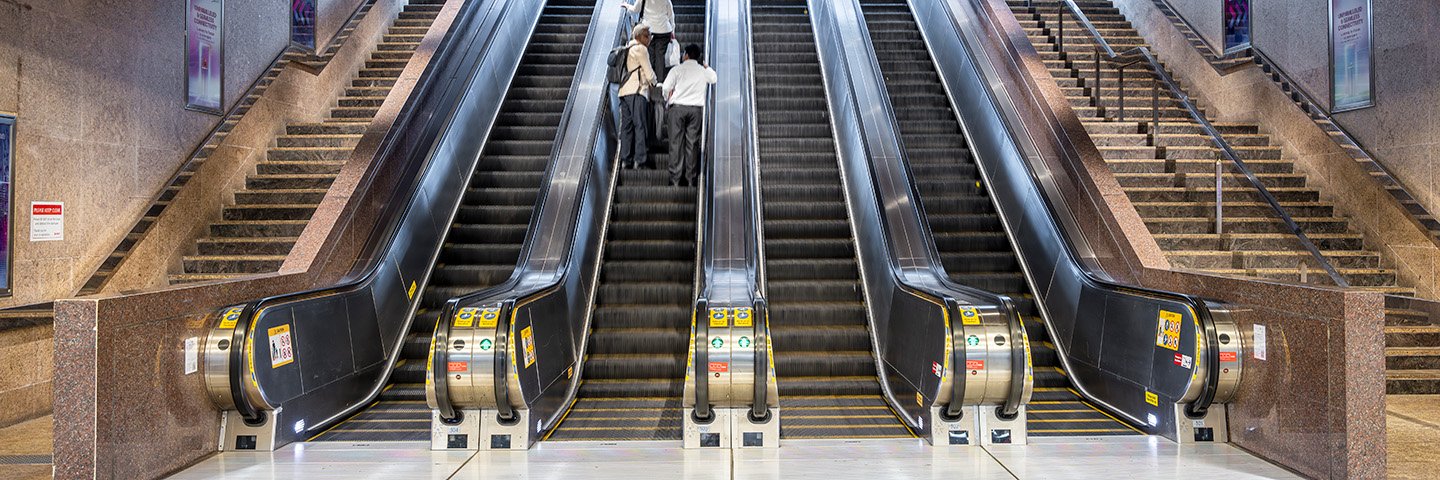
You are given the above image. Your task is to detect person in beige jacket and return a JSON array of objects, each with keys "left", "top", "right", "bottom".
[{"left": 619, "top": 24, "right": 657, "bottom": 169}]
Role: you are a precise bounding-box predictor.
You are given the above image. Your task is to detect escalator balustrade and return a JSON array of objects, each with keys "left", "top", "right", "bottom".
[
  {"left": 858, "top": 0, "right": 1137, "bottom": 437},
  {"left": 309, "top": 0, "right": 594, "bottom": 441}
]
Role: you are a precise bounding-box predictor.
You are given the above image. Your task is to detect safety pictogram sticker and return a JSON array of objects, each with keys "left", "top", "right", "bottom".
[
  {"left": 454, "top": 307, "right": 477, "bottom": 328},
  {"left": 710, "top": 308, "right": 729, "bottom": 328},
  {"left": 219, "top": 306, "right": 243, "bottom": 329},
  {"left": 959, "top": 306, "right": 980, "bottom": 325},
  {"left": 268, "top": 324, "right": 294, "bottom": 368},
  {"left": 1156, "top": 310, "right": 1182, "bottom": 351},
  {"left": 734, "top": 308, "right": 752, "bottom": 327}
]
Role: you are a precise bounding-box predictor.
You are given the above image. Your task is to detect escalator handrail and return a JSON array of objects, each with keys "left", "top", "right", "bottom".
[
  {"left": 224, "top": 0, "right": 518, "bottom": 421},
  {"left": 750, "top": 298, "right": 769, "bottom": 421},
  {"left": 944, "top": 0, "right": 1223, "bottom": 417},
  {"left": 810, "top": 0, "right": 1026, "bottom": 420},
  {"left": 693, "top": 299, "right": 711, "bottom": 421},
  {"left": 1050, "top": 0, "right": 1347, "bottom": 288}
]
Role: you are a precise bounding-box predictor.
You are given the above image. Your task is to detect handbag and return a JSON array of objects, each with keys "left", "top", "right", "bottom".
[{"left": 665, "top": 41, "right": 680, "bottom": 67}]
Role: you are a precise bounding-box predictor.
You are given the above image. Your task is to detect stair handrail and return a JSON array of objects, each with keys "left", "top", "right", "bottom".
[{"left": 1047, "top": 0, "right": 1349, "bottom": 288}]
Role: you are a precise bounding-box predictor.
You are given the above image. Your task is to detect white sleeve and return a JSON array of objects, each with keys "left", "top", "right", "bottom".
[
  {"left": 704, "top": 67, "right": 717, "bottom": 84},
  {"left": 625, "top": 2, "right": 641, "bottom": 14}
]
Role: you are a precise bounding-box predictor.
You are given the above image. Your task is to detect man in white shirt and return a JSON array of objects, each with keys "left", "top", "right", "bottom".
[
  {"left": 621, "top": 0, "right": 675, "bottom": 82},
  {"left": 661, "top": 44, "right": 716, "bottom": 187}
]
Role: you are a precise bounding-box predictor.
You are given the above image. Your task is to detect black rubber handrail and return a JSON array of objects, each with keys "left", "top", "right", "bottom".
[
  {"left": 941, "top": 298, "right": 966, "bottom": 421},
  {"left": 1050, "top": 0, "right": 1348, "bottom": 288},
  {"left": 749, "top": 298, "right": 769, "bottom": 422},
  {"left": 494, "top": 299, "right": 517, "bottom": 423},
  {"left": 431, "top": 305, "right": 456, "bottom": 421},
  {"left": 693, "top": 298, "right": 712, "bottom": 422}
]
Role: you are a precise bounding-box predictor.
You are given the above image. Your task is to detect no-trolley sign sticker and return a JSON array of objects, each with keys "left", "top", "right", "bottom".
[
  {"left": 958, "top": 306, "right": 980, "bottom": 325},
  {"left": 268, "top": 324, "right": 294, "bottom": 368}
]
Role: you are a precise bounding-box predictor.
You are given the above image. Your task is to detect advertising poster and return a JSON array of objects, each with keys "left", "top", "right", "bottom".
[
  {"left": 292, "top": 0, "right": 318, "bottom": 53},
  {"left": 0, "top": 116, "right": 11, "bottom": 295},
  {"left": 1222, "top": 0, "right": 1251, "bottom": 54},
  {"left": 1331, "top": 0, "right": 1373, "bottom": 111},
  {"left": 186, "top": 0, "right": 224, "bottom": 114}
]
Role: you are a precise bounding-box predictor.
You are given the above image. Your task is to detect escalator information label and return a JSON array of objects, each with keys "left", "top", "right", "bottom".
[
  {"left": 268, "top": 324, "right": 294, "bottom": 368},
  {"left": 1145, "top": 391, "right": 1159, "bottom": 406},
  {"left": 454, "top": 308, "right": 477, "bottom": 328},
  {"left": 959, "top": 306, "right": 980, "bottom": 325},
  {"left": 521, "top": 326, "right": 536, "bottom": 368},
  {"left": 710, "top": 308, "right": 729, "bottom": 327},
  {"left": 734, "top": 308, "right": 752, "bottom": 327},
  {"left": 219, "top": 307, "right": 243, "bottom": 329},
  {"left": 1156, "top": 310, "right": 1183, "bottom": 351},
  {"left": 477, "top": 308, "right": 500, "bottom": 328}
]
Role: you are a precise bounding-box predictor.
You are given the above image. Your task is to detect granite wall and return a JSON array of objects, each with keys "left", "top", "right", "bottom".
[
  {"left": 0, "top": 323, "right": 52, "bottom": 428},
  {"left": 0, "top": 0, "right": 292, "bottom": 307},
  {"left": 1153, "top": 0, "right": 1440, "bottom": 242},
  {"left": 1163, "top": 0, "right": 1221, "bottom": 52}
]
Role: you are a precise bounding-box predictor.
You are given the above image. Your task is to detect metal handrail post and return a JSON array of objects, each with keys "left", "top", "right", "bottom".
[
  {"left": 1057, "top": 6, "right": 1064, "bottom": 58},
  {"left": 1093, "top": 46, "right": 1101, "bottom": 115},
  {"left": 1150, "top": 81, "right": 1159, "bottom": 141},
  {"left": 1215, "top": 155, "right": 1224, "bottom": 234},
  {"left": 1117, "top": 64, "right": 1124, "bottom": 121}
]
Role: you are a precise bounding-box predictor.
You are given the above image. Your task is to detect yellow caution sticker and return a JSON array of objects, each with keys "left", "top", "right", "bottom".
[
  {"left": 709, "top": 307, "right": 729, "bottom": 328},
  {"left": 1156, "top": 310, "right": 1182, "bottom": 351},
  {"left": 267, "top": 324, "right": 295, "bottom": 368},
  {"left": 407, "top": 281, "right": 417, "bottom": 299},
  {"left": 916, "top": 392, "right": 924, "bottom": 406},
  {"left": 477, "top": 307, "right": 500, "bottom": 328},
  {"left": 958, "top": 306, "right": 981, "bottom": 325},
  {"left": 734, "top": 308, "right": 753, "bottom": 327},
  {"left": 219, "top": 306, "right": 243, "bottom": 329},
  {"left": 521, "top": 326, "right": 536, "bottom": 368},
  {"left": 1145, "top": 391, "right": 1159, "bottom": 406},
  {"left": 454, "top": 307, "right": 477, "bottom": 328}
]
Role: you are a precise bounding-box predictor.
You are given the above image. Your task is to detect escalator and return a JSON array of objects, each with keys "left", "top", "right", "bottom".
[
  {"left": 753, "top": 0, "right": 912, "bottom": 440},
  {"left": 546, "top": 0, "right": 706, "bottom": 442},
  {"left": 308, "top": 0, "right": 594, "bottom": 442},
  {"left": 858, "top": 0, "right": 1137, "bottom": 437}
]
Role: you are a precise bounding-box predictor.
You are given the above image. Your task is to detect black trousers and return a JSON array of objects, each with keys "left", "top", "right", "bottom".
[
  {"left": 648, "top": 32, "right": 672, "bottom": 82},
  {"left": 619, "top": 93, "right": 649, "bottom": 168},
  {"left": 667, "top": 105, "right": 702, "bottom": 185}
]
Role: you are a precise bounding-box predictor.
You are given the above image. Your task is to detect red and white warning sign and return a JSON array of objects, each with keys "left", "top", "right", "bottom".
[
  {"left": 447, "top": 361, "right": 468, "bottom": 372},
  {"left": 1219, "top": 352, "right": 1238, "bottom": 362},
  {"left": 1173, "top": 353, "right": 1193, "bottom": 369},
  {"left": 708, "top": 362, "right": 728, "bottom": 372},
  {"left": 268, "top": 324, "right": 294, "bottom": 368},
  {"left": 933, "top": 362, "right": 943, "bottom": 377},
  {"left": 30, "top": 202, "right": 63, "bottom": 242},
  {"left": 966, "top": 359, "right": 985, "bottom": 370}
]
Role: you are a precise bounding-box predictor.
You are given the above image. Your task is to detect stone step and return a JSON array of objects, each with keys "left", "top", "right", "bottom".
[
  {"left": 246, "top": 174, "right": 337, "bottom": 190},
  {"left": 1151, "top": 233, "right": 1366, "bottom": 252},
  {"left": 1192, "top": 267, "right": 1397, "bottom": 288},
  {"left": 235, "top": 188, "right": 329, "bottom": 205},
  {"left": 181, "top": 255, "right": 287, "bottom": 274},
  {"left": 1165, "top": 250, "right": 1381, "bottom": 270},
  {"left": 1123, "top": 186, "right": 1319, "bottom": 203},
  {"left": 222, "top": 204, "right": 320, "bottom": 221},
  {"left": 1132, "top": 201, "right": 1332, "bottom": 218},
  {"left": 1387, "top": 370, "right": 1440, "bottom": 394},
  {"left": 276, "top": 134, "right": 363, "bottom": 148},
  {"left": 256, "top": 161, "right": 347, "bottom": 175},
  {"left": 1143, "top": 216, "right": 1351, "bottom": 235},
  {"left": 1107, "top": 158, "right": 1292, "bottom": 174},
  {"left": 1114, "top": 172, "right": 1307, "bottom": 189},
  {"left": 1098, "top": 145, "right": 1280, "bottom": 161},
  {"left": 1387, "top": 325, "right": 1440, "bottom": 347},
  {"left": 209, "top": 220, "right": 309, "bottom": 238},
  {"left": 196, "top": 237, "right": 299, "bottom": 256},
  {"left": 286, "top": 122, "right": 369, "bottom": 135},
  {"left": 268, "top": 147, "right": 351, "bottom": 162},
  {"left": 339, "top": 96, "right": 389, "bottom": 108},
  {"left": 1387, "top": 348, "right": 1440, "bottom": 370}
]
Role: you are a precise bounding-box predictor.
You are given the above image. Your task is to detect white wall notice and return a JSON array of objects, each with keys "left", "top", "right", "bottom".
[
  {"left": 184, "top": 337, "right": 199, "bottom": 374},
  {"left": 30, "top": 202, "right": 63, "bottom": 241},
  {"left": 1253, "top": 324, "right": 1267, "bottom": 361}
]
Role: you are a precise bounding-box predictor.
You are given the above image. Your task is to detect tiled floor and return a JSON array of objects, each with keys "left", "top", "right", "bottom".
[
  {"left": 168, "top": 437, "right": 1303, "bottom": 479},
  {"left": 1387, "top": 395, "right": 1440, "bottom": 480},
  {"left": 0, "top": 415, "right": 53, "bottom": 480}
]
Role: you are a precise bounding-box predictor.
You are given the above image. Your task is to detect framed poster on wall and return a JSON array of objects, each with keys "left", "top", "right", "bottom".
[
  {"left": 186, "top": 0, "right": 224, "bottom": 114},
  {"left": 1330, "top": 0, "right": 1373, "bottom": 112},
  {"left": 1222, "top": 0, "right": 1251, "bottom": 54},
  {"left": 292, "top": 0, "right": 318, "bottom": 54},
  {"left": 0, "top": 115, "right": 14, "bottom": 297}
]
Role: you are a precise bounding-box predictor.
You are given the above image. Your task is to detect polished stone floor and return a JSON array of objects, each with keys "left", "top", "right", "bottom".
[
  {"left": 1387, "top": 394, "right": 1440, "bottom": 480},
  {"left": 168, "top": 436, "right": 1302, "bottom": 479},
  {"left": 0, "top": 415, "right": 53, "bottom": 480}
]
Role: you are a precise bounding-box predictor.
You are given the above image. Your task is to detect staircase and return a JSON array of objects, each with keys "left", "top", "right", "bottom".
[
  {"left": 169, "top": 1, "right": 445, "bottom": 284},
  {"left": 1005, "top": 0, "right": 1428, "bottom": 393}
]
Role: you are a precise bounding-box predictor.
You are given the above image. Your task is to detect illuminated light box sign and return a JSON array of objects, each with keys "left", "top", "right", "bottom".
[{"left": 186, "top": 0, "right": 225, "bottom": 114}]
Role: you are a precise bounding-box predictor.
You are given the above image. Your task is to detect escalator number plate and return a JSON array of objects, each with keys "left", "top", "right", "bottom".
[
  {"left": 959, "top": 307, "right": 980, "bottom": 325},
  {"left": 1156, "top": 310, "right": 1182, "bottom": 351}
]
